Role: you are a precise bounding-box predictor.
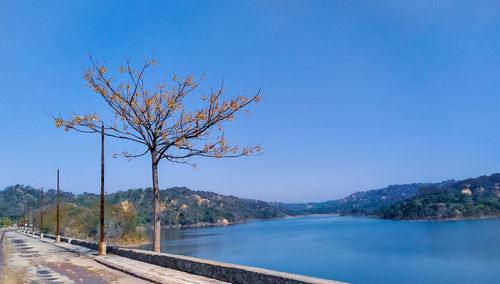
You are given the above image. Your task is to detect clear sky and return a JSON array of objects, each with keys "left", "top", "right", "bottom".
[{"left": 1, "top": 1, "right": 499, "bottom": 202}]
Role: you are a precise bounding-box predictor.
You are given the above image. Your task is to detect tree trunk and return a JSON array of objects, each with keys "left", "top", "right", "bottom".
[{"left": 151, "top": 150, "right": 161, "bottom": 252}]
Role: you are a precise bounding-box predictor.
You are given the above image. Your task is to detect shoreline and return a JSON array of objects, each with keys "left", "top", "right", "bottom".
[
  {"left": 130, "top": 213, "right": 341, "bottom": 247},
  {"left": 159, "top": 213, "right": 341, "bottom": 229},
  {"left": 389, "top": 215, "right": 500, "bottom": 222},
  {"left": 283, "top": 213, "right": 341, "bottom": 219},
  {"left": 129, "top": 213, "right": 500, "bottom": 247}
]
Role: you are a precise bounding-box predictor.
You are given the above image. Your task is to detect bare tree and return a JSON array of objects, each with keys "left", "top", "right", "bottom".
[{"left": 53, "top": 57, "right": 262, "bottom": 252}]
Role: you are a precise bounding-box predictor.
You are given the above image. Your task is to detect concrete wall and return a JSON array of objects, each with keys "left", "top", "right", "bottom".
[{"left": 26, "top": 231, "right": 342, "bottom": 284}]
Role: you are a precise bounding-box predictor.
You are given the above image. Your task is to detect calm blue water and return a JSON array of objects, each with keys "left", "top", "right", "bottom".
[{"left": 139, "top": 216, "right": 500, "bottom": 283}]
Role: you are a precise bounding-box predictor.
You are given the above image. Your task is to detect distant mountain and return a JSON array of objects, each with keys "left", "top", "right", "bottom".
[
  {"left": 281, "top": 181, "right": 454, "bottom": 216},
  {"left": 383, "top": 174, "right": 500, "bottom": 220}
]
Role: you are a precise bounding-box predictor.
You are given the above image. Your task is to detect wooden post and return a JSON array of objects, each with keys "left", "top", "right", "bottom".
[
  {"left": 23, "top": 202, "right": 26, "bottom": 232},
  {"left": 40, "top": 187, "right": 44, "bottom": 238},
  {"left": 98, "top": 124, "right": 106, "bottom": 256},
  {"left": 56, "top": 169, "right": 60, "bottom": 242},
  {"left": 27, "top": 201, "right": 30, "bottom": 232},
  {"left": 31, "top": 197, "right": 34, "bottom": 235}
]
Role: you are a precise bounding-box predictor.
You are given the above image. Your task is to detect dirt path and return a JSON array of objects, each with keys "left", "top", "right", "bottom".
[{"left": 1, "top": 231, "right": 152, "bottom": 283}]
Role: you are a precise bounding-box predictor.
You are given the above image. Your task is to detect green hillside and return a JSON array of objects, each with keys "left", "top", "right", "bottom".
[
  {"left": 281, "top": 181, "right": 453, "bottom": 216},
  {"left": 107, "top": 186, "right": 288, "bottom": 226},
  {"left": 2, "top": 172, "right": 499, "bottom": 234},
  {"left": 383, "top": 174, "right": 500, "bottom": 220},
  {"left": 0, "top": 185, "right": 287, "bottom": 227}
]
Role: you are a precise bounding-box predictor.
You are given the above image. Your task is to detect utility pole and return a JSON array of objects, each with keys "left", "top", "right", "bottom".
[
  {"left": 56, "top": 169, "right": 60, "bottom": 242},
  {"left": 27, "top": 201, "right": 30, "bottom": 232},
  {"left": 31, "top": 197, "right": 34, "bottom": 235},
  {"left": 98, "top": 124, "right": 106, "bottom": 256},
  {"left": 40, "top": 187, "right": 44, "bottom": 238},
  {"left": 24, "top": 202, "right": 27, "bottom": 232},
  {"left": 17, "top": 205, "right": 20, "bottom": 230},
  {"left": 23, "top": 202, "right": 26, "bottom": 232}
]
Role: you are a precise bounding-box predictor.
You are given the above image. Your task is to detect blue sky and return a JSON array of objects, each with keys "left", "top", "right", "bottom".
[{"left": 1, "top": 1, "right": 499, "bottom": 202}]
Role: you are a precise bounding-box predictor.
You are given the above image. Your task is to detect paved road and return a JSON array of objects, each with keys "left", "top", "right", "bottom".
[
  {"left": 1, "top": 231, "right": 226, "bottom": 284},
  {"left": 2, "top": 230, "right": 149, "bottom": 283}
]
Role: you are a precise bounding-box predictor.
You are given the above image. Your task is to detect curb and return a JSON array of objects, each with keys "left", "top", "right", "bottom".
[{"left": 90, "top": 255, "right": 164, "bottom": 284}]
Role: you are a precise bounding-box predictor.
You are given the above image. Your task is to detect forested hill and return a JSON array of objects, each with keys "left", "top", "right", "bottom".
[
  {"left": 281, "top": 181, "right": 454, "bottom": 216},
  {"left": 0, "top": 185, "right": 78, "bottom": 218},
  {"left": 106, "top": 186, "right": 288, "bottom": 226},
  {"left": 0, "top": 185, "right": 288, "bottom": 226},
  {"left": 383, "top": 174, "right": 500, "bottom": 220},
  {"left": 282, "top": 174, "right": 500, "bottom": 220},
  {"left": 2, "top": 173, "right": 499, "bottom": 226}
]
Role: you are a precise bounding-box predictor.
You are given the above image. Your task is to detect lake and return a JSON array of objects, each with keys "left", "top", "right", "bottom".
[{"left": 138, "top": 216, "right": 500, "bottom": 283}]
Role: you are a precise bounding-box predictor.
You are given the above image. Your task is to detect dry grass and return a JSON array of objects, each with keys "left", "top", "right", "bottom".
[
  {"left": 1, "top": 268, "right": 27, "bottom": 284},
  {"left": 0, "top": 253, "right": 26, "bottom": 284},
  {"left": 1, "top": 239, "right": 27, "bottom": 284}
]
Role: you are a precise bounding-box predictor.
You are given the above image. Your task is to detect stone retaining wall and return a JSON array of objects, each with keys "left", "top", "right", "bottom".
[{"left": 23, "top": 231, "right": 343, "bottom": 284}]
